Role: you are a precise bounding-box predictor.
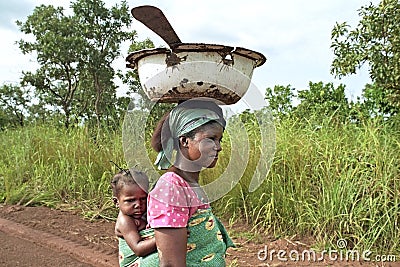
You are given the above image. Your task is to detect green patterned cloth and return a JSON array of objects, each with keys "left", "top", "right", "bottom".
[
  {"left": 119, "top": 208, "right": 234, "bottom": 266},
  {"left": 118, "top": 228, "right": 158, "bottom": 267},
  {"left": 185, "top": 208, "right": 235, "bottom": 266}
]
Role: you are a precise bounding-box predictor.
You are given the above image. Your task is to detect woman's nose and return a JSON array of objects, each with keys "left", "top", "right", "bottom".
[{"left": 215, "top": 141, "right": 222, "bottom": 152}]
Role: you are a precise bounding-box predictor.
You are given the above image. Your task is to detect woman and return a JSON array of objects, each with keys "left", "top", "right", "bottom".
[{"left": 148, "top": 99, "right": 234, "bottom": 266}]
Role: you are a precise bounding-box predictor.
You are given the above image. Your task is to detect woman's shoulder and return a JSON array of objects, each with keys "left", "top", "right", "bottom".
[{"left": 159, "top": 172, "right": 189, "bottom": 186}]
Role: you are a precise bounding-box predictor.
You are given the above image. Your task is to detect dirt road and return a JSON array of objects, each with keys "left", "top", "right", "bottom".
[
  {"left": 0, "top": 206, "right": 117, "bottom": 267},
  {"left": 0, "top": 204, "right": 398, "bottom": 267},
  {"left": 0, "top": 218, "right": 118, "bottom": 267},
  {"left": 0, "top": 231, "right": 92, "bottom": 266}
]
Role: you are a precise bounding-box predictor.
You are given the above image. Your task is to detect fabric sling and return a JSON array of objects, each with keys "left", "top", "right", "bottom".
[{"left": 119, "top": 208, "right": 234, "bottom": 266}]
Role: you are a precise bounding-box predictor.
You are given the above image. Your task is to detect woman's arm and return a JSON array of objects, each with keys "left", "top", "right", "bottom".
[
  {"left": 155, "top": 227, "right": 188, "bottom": 267},
  {"left": 117, "top": 216, "right": 156, "bottom": 257}
]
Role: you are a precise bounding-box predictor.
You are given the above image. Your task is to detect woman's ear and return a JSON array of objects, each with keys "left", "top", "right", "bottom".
[
  {"left": 179, "top": 136, "right": 189, "bottom": 148},
  {"left": 112, "top": 197, "right": 119, "bottom": 208}
]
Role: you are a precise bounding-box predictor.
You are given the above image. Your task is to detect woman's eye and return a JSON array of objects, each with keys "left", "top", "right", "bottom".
[
  {"left": 204, "top": 138, "right": 215, "bottom": 144},
  {"left": 212, "top": 137, "right": 223, "bottom": 143}
]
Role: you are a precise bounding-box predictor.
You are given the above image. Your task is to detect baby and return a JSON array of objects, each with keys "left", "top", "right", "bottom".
[{"left": 111, "top": 167, "right": 156, "bottom": 267}]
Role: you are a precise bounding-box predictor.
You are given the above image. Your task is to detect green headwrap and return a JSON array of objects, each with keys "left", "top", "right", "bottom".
[{"left": 155, "top": 107, "right": 225, "bottom": 170}]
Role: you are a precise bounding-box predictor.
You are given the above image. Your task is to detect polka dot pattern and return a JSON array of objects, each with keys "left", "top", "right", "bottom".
[{"left": 147, "top": 172, "right": 210, "bottom": 228}]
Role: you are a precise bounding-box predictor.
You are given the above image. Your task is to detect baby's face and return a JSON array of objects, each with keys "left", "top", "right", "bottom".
[{"left": 117, "top": 183, "right": 147, "bottom": 219}]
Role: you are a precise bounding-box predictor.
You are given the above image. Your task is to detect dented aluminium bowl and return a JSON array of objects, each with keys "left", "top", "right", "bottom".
[{"left": 126, "top": 43, "right": 266, "bottom": 105}]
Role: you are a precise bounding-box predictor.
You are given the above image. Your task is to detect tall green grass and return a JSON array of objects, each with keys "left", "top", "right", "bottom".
[
  {"left": 0, "top": 116, "right": 399, "bottom": 254},
  {"left": 212, "top": 116, "right": 399, "bottom": 254},
  {"left": 0, "top": 125, "right": 123, "bottom": 219}
]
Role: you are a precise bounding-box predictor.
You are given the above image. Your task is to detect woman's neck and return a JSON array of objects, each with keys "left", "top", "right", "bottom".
[{"left": 169, "top": 166, "right": 200, "bottom": 184}]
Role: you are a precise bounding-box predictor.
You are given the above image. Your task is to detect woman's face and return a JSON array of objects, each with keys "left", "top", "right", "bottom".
[
  {"left": 116, "top": 183, "right": 147, "bottom": 219},
  {"left": 184, "top": 123, "right": 224, "bottom": 170}
]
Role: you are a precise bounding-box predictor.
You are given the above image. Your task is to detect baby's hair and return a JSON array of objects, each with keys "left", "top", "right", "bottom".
[{"left": 110, "top": 162, "right": 149, "bottom": 197}]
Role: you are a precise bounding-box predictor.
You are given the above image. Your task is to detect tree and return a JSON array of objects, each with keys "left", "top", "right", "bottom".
[
  {"left": 331, "top": 0, "right": 400, "bottom": 115},
  {"left": 264, "top": 85, "right": 295, "bottom": 119},
  {"left": 17, "top": 5, "right": 82, "bottom": 129},
  {"left": 16, "top": 0, "right": 138, "bottom": 129},
  {"left": 0, "top": 84, "right": 31, "bottom": 128},
  {"left": 71, "top": 0, "right": 136, "bottom": 129},
  {"left": 293, "top": 82, "right": 350, "bottom": 123},
  {"left": 361, "top": 83, "right": 395, "bottom": 117}
]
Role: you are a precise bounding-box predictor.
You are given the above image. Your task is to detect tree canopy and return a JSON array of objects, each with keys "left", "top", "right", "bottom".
[
  {"left": 0, "top": 84, "right": 30, "bottom": 128},
  {"left": 16, "top": 0, "right": 138, "bottom": 128},
  {"left": 331, "top": 0, "right": 400, "bottom": 115}
]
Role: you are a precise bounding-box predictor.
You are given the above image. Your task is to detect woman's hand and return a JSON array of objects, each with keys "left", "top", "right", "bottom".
[{"left": 155, "top": 227, "right": 188, "bottom": 267}]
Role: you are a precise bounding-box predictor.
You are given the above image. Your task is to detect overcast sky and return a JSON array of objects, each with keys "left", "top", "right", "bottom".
[{"left": 0, "top": 0, "right": 379, "bottom": 102}]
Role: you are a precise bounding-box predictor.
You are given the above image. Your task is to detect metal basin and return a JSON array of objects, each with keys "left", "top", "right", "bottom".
[{"left": 126, "top": 43, "right": 266, "bottom": 104}]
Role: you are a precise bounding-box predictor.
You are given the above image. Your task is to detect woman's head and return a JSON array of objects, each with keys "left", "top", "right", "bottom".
[
  {"left": 151, "top": 99, "right": 226, "bottom": 171},
  {"left": 178, "top": 120, "right": 224, "bottom": 170},
  {"left": 111, "top": 169, "right": 149, "bottom": 218}
]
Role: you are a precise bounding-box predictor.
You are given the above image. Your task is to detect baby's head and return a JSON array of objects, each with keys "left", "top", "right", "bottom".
[
  {"left": 111, "top": 169, "right": 149, "bottom": 217},
  {"left": 111, "top": 169, "right": 149, "bottom": 198}
]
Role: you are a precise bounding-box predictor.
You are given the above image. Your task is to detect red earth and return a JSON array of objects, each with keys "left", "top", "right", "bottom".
[{"left": 0, "top": 204, "right": 398, "bottom": 267}]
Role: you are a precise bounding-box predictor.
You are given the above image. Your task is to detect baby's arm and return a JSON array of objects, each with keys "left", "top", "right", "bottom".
[{"left": 117, "top": 216, "right": 156, "bottom": 257}]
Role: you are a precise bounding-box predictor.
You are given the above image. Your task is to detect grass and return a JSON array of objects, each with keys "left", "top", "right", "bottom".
[
  {"left": 212, "top": 115, "right": 399, "bottom": 255},
  {"left": 0, "top": 114, "right": 399, "bottom": 256},
  {"left": 0, "top": 125, "right": 122, "bottom": 219}
]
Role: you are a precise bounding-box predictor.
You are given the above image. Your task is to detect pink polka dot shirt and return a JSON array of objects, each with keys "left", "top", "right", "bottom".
[{"left": 147, "top": 172, "right": 210, "bottom": 228}]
